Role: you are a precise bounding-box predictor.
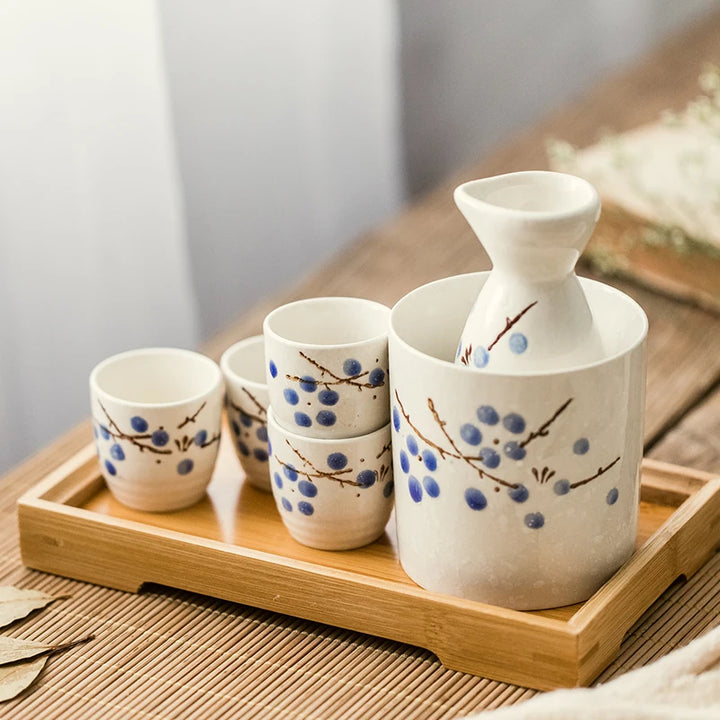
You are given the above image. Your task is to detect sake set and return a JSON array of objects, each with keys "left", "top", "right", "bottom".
[{"left": 88, "top": 171, "right": 648, "bottom": 611}]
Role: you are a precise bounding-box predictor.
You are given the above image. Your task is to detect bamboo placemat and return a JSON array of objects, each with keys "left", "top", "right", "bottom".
[{"left": 3, "top": 526, "right": 720, "bottom": 718}]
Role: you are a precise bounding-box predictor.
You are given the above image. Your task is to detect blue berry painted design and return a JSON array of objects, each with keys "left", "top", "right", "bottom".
[
  {"left": 508, "top": 484, "right": 529, "bottom": 503},
  {"left": 421, "top": 450, "right": 437, "bottom": 472},
  {"left": 253, "top": 447, "right": 268, "bottom": 462},
  {"left": 457, "top": 301, "right": 538, "bottom": 369},
  {"left": 554, "top": 479, "right": 570, "bottom": 495},
  {"left": 343, "top": 358, "right": 362, "bottom": 376},
  {"left": 422, "top": 475, "right": 440, "bottom": 498},
  {"left": 269, "top": 360, "right": 278, "bottom": 378},
  {"left": 473, "top": 346, "right": 489, "bottom": 368},
  {"left": 502, "top": 413, "right": 526, "bottom": 434},
  {"left": 151, "top": 429, "right": 169, "bottom": 447},
  {"left": 393, "top": 389, "right": 622, "bottom": 531},
  {"left": 327, "top": 452, "right": 348, "bottom": 470},
  {"left": 299, "top": 480, "right": 318, "bottom": 498},
  {"left": 110, "top": 443, "right": 125, "bottom": 461},
  {"left": 460, "top": 423, "right": 482, "bottom": 446},
  {"left": 95, "top": 400, "right": 220, "bottom": 484},
  {"left": 278, "top": 352, "right": 388, "bottom": 438},
  {"left": 465, "top": 488, "right": 487, "bottom": 511},
  {"left": 524, "top": 512, "right": 545, "bottom": 529},
  {"left": 573, "top": 438, "right": 590, "bottom": 455},
  {"left": 318, "top": 389, "right": 339, "bottom": 406},
  {"left": 477, "top": 405, "right": 499, "bottom": 425},
  {"left": 316, "top": 410, "right": 337, "bottom": 427},
  {"left": 227, "top": 391, "right": 269, "bottom": 474},
  {"left": 480, "top": 448, "right": 500, "bottom": 469},
  {"left": 503, "top": 441, "right": 526, "bottom": 461},
  {"left": 271, "top": 437, "right": 393, "bottom": 525},
  {"left": 357, "top": 470, "right": 376, "bottom": 488},
  {"left": 294, "top": 412, "right": 312, "bottom": 428},
  {"left": 368, "top": 368, "right": 385, "bottom": 386},
  {"left": 177, "top": 458, "right": 194, "bottom": 475},
  {"left": 509, "top": 333, "right": 528, "bottom": 354},
  {"left": 281, "top": 497, "right": 292, "bottom": 512},
  {"left": 406, "top": 435, "right": 419, "bottom": 456},
  {"left": 299, "top": 375, "right": 317, "bottom": 393},
  {"left": 130, "top": 416, "right": 148, "bottom": 433},
  {"left": 408, "top": 476, "right": 422, "bottom": 503},
  {"left": 392, "top": 407, "right": 401, "bottom": 432}
]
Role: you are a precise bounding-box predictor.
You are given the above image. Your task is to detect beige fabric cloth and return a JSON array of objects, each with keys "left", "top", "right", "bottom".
[{"left": 471, "top": 625, "right": 720, "bottom": 719}]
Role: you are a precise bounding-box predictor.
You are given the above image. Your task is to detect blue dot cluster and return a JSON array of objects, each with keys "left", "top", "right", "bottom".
[
  {"left": 396, "top": 433, "right": 441, "bottom": 505},
  {"left": 457, "top": 405, "right": 529, "bottom": 467},
  {"left": 276, "top": 356, "right": 386, "bottom": 431},
  {"left": 228, "top": 408, "right": 270, "bottom": 466}
]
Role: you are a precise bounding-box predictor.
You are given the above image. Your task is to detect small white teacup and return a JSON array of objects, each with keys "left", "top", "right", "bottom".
[
  {"left": 90, "top": 348, "right": 224, "bottom": 512},
  {"left": 266, "top": 408, "right": 394, "bottom": 550},
  {"left": 220, "top": 335, "right": 271, "bottom": 492},
  {"left": 263, "top": 297, "right": 390, "bottom": 439}
]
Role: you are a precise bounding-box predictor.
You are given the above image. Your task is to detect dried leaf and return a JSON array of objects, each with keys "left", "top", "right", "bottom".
[
  {"left": 0, "top": 635, "right": 93, "bottom": 665},
  {"left": 0, "top": 587, "right": 68, "bottom": 628},
  {"left": 0, "top": 656, "right": 46, "bottom": 702}
]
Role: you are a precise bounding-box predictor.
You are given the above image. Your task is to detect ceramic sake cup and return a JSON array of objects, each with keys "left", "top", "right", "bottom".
[
  {"left": 266, "top": 408, "right": 394, "bottom": 550},
  {"left": 389, "top": 272, "right": 647, "bottom": 610},
  {"left": 263, "top": 297, "right": 390, "bottom": 439},
  {"left": 90, "top": 348, "right": 224, "bottom": 512},
  {"left": 220, "top": 335, "right": 271, "bottom": 492}
]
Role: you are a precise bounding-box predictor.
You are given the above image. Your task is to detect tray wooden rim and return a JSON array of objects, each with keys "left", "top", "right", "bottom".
[{"left": 17, "top": 446, "right": 720, "bottom": 690}]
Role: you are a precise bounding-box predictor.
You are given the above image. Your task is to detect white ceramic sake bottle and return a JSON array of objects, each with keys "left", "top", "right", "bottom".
[{"left": 453, "top": 171, "right": 606, "bottom": 372}]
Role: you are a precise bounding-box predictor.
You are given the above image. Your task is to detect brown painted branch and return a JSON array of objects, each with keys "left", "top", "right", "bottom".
[
  {"left": 177, "top": 401, "right": 207, "bottom": 429},
  {"left": 569, "top": 456, "right": 622, "bottom": 489},
  {"left": 228, "top": 400, "right": 265, "bottom": 425},
  {"left": 286, "top": 351, "right": 384, "bottom": 391},
  {"left": 394, "top": 390, "right": 517, "bottom": 489},
  {"left": 98, "top": 402, "right": 171, "bottom": 456},
  {"left": 487, "top": 301, "right": 538, "bottom": 352},
  {"left": 519, "top": 397, "right": 574, "bottom": 449},
  {"left": 375, "top": 441, "right": 392, "bottom": 460},
  {"left": 241, "top": 387, "right": 267, "bottom": 418},
  {"left": 282, "top": 439, "right": 358, "bottom": 488}
]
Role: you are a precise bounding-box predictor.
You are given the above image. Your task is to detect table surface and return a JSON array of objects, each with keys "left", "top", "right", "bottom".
[{"left": 3, "top": 15, "right": 720, "bottom": 719}]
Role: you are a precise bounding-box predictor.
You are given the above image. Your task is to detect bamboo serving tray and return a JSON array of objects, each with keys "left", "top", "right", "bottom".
[{"left": 17, "top": 438, "right": 720, "bottom": 691}]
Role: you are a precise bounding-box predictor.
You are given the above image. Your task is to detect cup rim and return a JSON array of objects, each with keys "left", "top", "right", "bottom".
[
  {"left": 267, "top": 406, "right": 390, "bottom": 446},
  {"left": 220, "top": 335, "right": 267, "bottom": 391},
  {"left": 263, "top": 296, "right": 390, "bottom": 351},
  {"left": 390, "top": 272, "right": 648, "bottom": 378},
  {"left": 454, "top": 170, "right": 600, "bottom": 223},
  {"left": 90, "top": 347, "right": 223, "bottom": 409}
]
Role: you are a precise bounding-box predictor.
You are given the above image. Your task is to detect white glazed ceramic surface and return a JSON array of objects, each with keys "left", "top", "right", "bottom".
[
  {"left": 220, "top": 336, "right": 271, "bottom": 492},
  {"left": 263, "top": 297, "right": 391, "bottom": 439},
  {"left": 454, "top": 171, "right": 605, "bottom": 372},
  {"left": 390, "top": 272, "right": 647, "bottom": 610},
  {"left": 90, "top": 348, "right": 224, "bottom": 512},
  {"left": 266, "top": 408, "right": 394, "bottom": 550}
]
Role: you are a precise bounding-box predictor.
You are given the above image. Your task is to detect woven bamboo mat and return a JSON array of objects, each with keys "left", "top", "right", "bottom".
[{"left": 2, "top": 524, "right": 720, "bottom": 720}]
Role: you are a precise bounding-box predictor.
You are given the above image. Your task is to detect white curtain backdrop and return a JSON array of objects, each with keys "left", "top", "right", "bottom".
[
  {"left": 0, "top": 0, "right": 404, "bottom": 474},
  {"left": 0, "top": 1, "right": 198, "bottom": 472}
]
